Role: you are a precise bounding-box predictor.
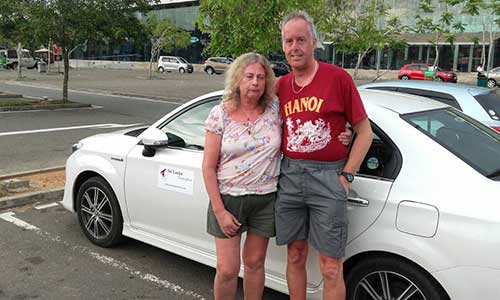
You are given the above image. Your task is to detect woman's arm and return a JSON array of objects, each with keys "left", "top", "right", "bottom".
[{"left": 202, "top": 131, "right": 241, "bottom": 237}]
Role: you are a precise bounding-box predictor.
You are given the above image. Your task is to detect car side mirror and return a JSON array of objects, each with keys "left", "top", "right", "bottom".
[{"left": 141, "top": 128, "right": 169, "bottom": 157}]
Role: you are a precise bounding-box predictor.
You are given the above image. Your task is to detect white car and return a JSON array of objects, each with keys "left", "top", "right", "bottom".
[
  {"left": 157, "top": 55, "right": 193, "bottom": 73},
  {"left": 63, "top": 90, "right": 500, "bottom": 300}
]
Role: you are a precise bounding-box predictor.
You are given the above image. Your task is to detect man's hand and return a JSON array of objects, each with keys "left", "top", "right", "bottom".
[
  {"left": 338, "top": 128, "right": 353, "bottom": 146},
  {"left": 339, "top": 174, "right": 350, "bottom": 194}
]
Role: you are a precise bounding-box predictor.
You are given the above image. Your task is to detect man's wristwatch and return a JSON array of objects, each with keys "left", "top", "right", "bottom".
[{"left": 340, "top": 171, "right": 355, "bottom": 183}]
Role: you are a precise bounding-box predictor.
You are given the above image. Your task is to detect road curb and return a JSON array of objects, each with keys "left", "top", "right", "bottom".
[
  {"left": 0, "top": 188, "right": 64, "bottom": 210},
  {"left": 0, "top": 165, "right": 65, "bottom": 180}
]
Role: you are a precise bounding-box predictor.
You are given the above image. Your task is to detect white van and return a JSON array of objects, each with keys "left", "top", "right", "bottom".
[
  {"left": 157, "top": 56, "right": 193, "bottom": 73},
  {"left": 0, "top": 49, "right": 38, "bottom": 69}
]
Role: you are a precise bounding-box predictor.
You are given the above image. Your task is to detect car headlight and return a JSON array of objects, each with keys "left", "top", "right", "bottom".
[{"left": 71, "top": 142, "right": 83, "bottom": 153}]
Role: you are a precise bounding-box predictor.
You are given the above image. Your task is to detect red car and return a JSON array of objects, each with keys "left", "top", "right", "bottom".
[{"left": 398, "top": 63, "right": 457, "bottom": 83}]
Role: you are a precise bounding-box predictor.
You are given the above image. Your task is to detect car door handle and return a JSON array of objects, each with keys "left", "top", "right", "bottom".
[{"left": 348, "top": 197, "right": 369, "bottom": 207}]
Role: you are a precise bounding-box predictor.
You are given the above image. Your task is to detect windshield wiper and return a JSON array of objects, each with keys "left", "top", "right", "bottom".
[{"left": 486, "top": 168, "right": 500, "bottom": 178}]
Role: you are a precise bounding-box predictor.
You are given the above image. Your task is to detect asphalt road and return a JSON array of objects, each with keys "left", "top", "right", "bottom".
[
  {"left": 0, "top": 202, "right": 288, "bottom": 300},
  {"left": 0, "top": 73, "right": 223, "bottom": 175}
]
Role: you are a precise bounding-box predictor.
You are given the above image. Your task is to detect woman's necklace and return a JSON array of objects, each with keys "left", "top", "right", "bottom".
[
  {"left": 291, "top": 61, "right": 318, "bottom": 94},
  {"left": 241, "top": 106, "right": 259, "bottom": 135}
]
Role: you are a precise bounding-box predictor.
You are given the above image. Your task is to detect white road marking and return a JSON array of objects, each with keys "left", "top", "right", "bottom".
[
  {"left": 0, "top": 211, "right": 206, "bottom": 299},
  {"left": 0, "top": 123, "right": 143, "bottom": 136},
  {"left": 0, "top": 212, "right": 40, "bottom": 231},
  {"left": 4, "top": 81, "right": 188, "bottom": 104},
  {"left": 0, "top": 105, "right": 101, "bottom": 114},
  {"left": 34, "top": 202, "right": 59, "bottom": 210}
]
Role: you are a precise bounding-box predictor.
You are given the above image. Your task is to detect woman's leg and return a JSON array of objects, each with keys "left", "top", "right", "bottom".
[
  {"left": 242, "top": 232, "right": 270, "bottom": 300},
  {"left": 214, "top": 235, "right": 242, "bottom": 300}
]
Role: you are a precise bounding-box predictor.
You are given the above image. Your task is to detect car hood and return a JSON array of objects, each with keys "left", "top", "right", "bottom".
[{"left": 79, "top": 129, "right": 141, "bottom": 157}]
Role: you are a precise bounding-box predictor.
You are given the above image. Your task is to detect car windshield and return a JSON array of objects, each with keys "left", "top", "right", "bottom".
[
  {"left": 178, "top": 57, "right": 188, "bottom": 63},
  {"left": 473, "top": 90, "right": 500, "bottom": 121},
  {"left": 402, "top": 108, "right": 500, "bottom": 179}
]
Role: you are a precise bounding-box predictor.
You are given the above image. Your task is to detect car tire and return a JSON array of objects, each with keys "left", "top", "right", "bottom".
[
  {"left": 401, "top": 75, "right": 410, "bottom": 80},
  {"left": 345, "top": 255, "right": 449, "bottom": 300},
  {"left": 435, "top": 76, "right": 443, "bottom": 82},
  {"left": 10, "top": 62, "right": 18, "bottom": 70},
  {"left": 206, "top": 67, "right": 214, "bottom": 75},
  {"left": 487, "top": 79, "right": 497, "bottom": 89},
  {"left": 158, "top": 66, "right": 165, "bottom": 73},
  {"left": 76, "top": 176, "right": 123, "bottom": 248},
  {"left": 179, "top": 67, "right": 185, "bottom": 74}
]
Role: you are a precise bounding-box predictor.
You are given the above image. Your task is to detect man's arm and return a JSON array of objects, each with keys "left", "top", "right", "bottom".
[{"left": 339, "top": 118, "right": 372, "bottom": 191}]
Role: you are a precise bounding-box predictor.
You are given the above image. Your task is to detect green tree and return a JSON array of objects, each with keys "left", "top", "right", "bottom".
[
  {"left": 196, "top": 0, "right": 324, "bottom": 58},
  {"left": 145, "top": 14, "right": 191, "bottom": 79},
  {"left": 414, "top": 0, "right": 466, "bottom": 68},
  {"left": 462, "top": 0, "right": 499, "bottom": 74},
  {"left": 28, "top": 0, "right": 154, "bottom": 102},
  {"left": 0, "top": 0, "right": 38, "bottom": 79},
  {"left": 319, "top": 0, "right": 404, "bottom": 79}
]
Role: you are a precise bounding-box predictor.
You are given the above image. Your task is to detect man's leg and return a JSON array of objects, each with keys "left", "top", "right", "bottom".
[
  {"left": 242, "top": 231, "right": 270, "bottom": 300},
  {"left": 319, "top": 254, "right": 345, "bottom": 300},
  {"left": 214, "top": 235, "right": 242, "bottom": 300},
  {"left": 287, "top": 240, "right": 309, "bottom": 300}
]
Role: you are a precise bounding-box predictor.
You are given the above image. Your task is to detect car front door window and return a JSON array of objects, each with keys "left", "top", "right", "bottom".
[{"left": 159, "top": 98, "right": 220, "bottom": 150}]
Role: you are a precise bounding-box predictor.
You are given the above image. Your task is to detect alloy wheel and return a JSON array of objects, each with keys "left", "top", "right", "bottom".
[
  {"left": 80, "top": 186, "right": 114, "bottom": 240},
  {"left": 352, "top": 270, "right": 427, "bottom": 300}
]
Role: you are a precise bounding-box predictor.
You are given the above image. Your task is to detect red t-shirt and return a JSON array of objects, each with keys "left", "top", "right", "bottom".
[{"left": 277, "top": 62, "right": 367, "bottom": 161}]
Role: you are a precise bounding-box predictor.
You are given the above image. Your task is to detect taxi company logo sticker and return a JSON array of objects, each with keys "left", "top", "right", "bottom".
[{"left": 158, "top": 166, "right": 194, "bottom": 195}]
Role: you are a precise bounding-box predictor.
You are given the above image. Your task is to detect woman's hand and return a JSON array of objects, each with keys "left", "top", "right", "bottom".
[{"left": 215, "top": 210, "right": 242, "bottom": 238}]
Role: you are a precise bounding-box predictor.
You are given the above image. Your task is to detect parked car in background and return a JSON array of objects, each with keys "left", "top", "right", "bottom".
[
  {"left": 157, "top": 56, "right": 193, "bottom": 74},
  {"left": 360, "top": 80, "right": 500, "bottom": 132},
  {"left": 484, "top": 66, "right": 500, "bottom": 88},
  {"left": 0, "top": 49, "right": 38, "bottom": 69},
  {"left": 398, "top": 63, "right": 457, "bottom": 83},
  {"left": 203, "top": 57, "right": 233, "bottom": 75},
  {"left": 63, "top": 89, "right": 500, "bottom": 300},
  {"left": 270, "top": 60, "right": 290, "bottom": 77}
]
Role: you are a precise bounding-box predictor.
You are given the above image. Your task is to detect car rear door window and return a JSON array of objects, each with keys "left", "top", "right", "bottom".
[
  {"left": 402, "top": 108, "right": 500, "bottom": 179},
  {"left": 473, "top": 91, "right": 500, "bottom": 121},
  {"left": 397, "top": 87, "right": 462, "bottom": 110},
  {"left": 356, "top": 123, "right": 402, "bottom": 180}
]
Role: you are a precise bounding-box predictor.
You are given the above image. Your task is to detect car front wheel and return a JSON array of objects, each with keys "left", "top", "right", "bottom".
[
  {"left": 487, "top": 78, "right": 497, "bottom": 88},
  {"left": 179, "top": 67, "right": 185, "bottom": 74},
  {"left": 401, "top": 75, "right": 410, "bottom": 80},
  {"left": 158, "top": 66, "right": 165, "bottom": 73},
  {"left": 435, "top": 76, "right": 443, "bottom": 82},
  {"left": 76, "top": 176, "right": 123, "bottom": 247},
  {"left": 346, "top": 256, "right": 448, "bottom": 300},
  {"left": 206, "top": 67, "right": 214, "bottom": 75}
]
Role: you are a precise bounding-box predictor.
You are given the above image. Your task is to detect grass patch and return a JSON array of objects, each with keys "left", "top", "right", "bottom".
[{"left": 0, "top": 98, "right": 35, "bottom": 107}]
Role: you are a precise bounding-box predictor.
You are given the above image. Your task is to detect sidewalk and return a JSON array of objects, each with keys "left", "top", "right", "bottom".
[{"left": 0, "top": 66, "right": 483, "bottom": 102}]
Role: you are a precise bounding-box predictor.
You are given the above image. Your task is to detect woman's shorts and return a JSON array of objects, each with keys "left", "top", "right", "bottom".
[{"left": 207, "top": 192, "right": 276, "bottom": 239}]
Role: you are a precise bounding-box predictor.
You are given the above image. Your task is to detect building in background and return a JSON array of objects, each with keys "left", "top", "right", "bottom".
[{"left": 72, "top": 0, "right": 498, "bottom": 71}]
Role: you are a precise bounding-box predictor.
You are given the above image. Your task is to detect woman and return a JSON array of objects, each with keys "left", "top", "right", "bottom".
[{"left": 202, "top": 52, "right": 281, "bottom": 300}]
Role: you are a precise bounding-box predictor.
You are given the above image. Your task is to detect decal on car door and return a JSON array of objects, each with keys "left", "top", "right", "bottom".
[{"left": 158, "top": 165, "right": 194, "bottom": 195}]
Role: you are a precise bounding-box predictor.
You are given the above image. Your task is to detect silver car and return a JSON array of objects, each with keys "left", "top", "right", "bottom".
[
  {"left": 360, "top": 80, "right": 500, "bottom": 132},
  {"left": 485, "top": 67, "right": 500, "bottom": 89}
]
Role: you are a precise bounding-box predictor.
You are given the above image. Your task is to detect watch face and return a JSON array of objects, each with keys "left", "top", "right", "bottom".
[{"left": 342, "top": 172, "right": 354, "bottom": 182}]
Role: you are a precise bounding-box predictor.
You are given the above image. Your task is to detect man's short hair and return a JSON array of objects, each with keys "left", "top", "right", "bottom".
[{"left": 280, "top": 10, "right": 318, "bottom": 41}]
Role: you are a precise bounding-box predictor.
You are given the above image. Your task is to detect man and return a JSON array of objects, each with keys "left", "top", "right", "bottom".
[{"left": 275, "top": 11, "right": 372, "bottom": 300}]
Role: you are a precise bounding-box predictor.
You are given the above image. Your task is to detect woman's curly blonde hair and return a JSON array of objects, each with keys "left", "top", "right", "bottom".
[{"left": 222, "top": 52, "right": 276, "bottom": 113}]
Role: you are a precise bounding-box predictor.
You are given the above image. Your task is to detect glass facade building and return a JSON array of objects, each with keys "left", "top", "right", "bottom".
[{"left": 73, "top": 0, "right": 499, "bottom": 71}]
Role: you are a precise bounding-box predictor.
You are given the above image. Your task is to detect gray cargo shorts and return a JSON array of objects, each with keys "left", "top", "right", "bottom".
[{"left": 275, "top": 156, "right": 348, "bottom": 258}]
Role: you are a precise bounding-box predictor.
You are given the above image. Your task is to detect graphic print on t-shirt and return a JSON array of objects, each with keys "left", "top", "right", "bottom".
[
  {"left": 282, "top": 96, "right": 331, "bottom": 153},
  {"left": 285, "top": 117, "right": 331, "bottom": 152}
]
